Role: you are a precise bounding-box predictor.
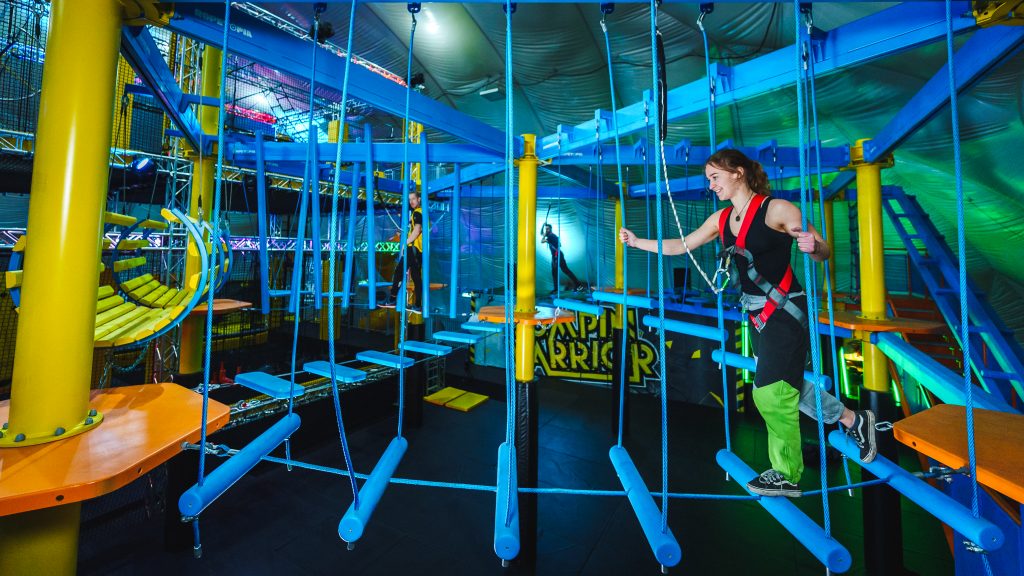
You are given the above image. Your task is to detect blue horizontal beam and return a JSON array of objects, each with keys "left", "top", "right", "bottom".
[
  {"left": 825, "top": 26, "right": 1024, "bottom": 197},
  {"left": 711, "top": 349, "right": 832, "bottom": 391},
  {"left": 339, "top": 436, "right": 408, "bottom": 543},
  {"left": 875, "top": 333, "right": 1018, "bottom": 413},
  {"left": 570, "top": 142, "right": 848, "bottom": 170},
  {"left": 829, "top": 431, "right": 1004, "bottom": 551},
  {"left": 642, "top": 314, "right": 726, "bottom": 342},
  {"left": 631, "top": 166, "right": 845, "bottom": 197},
  {"left": 436, "top": 185, "right": 597, "bottom": 199},
  {"left": 609, "top": 446, "right": 682, "bottom": 567},
  {"left": 552, "top": 298, "right": 604, "bottom": 317},
  {"left": 533, "top": 2, "right": 975, "bottom": 161},
  {"left": 229, "top": 141, "right": 503, "bottom": 165},
  {"left": 167, "top": 5, "right": 505, "bottom": 153},
  {"left": 716, "top": 449, "right": 852, "bottom": 573},
  {"left": 178, "top": 413, "right": 301, "bottom": 517},
  {"left": 592, "top": 291, "right": 655, "bottom": 309},
  {"left": 494, "top": 442, "right": 520, "bottom": 561},
  {"left": 120, "top": 27, "right": 205, "bottom": 154}
]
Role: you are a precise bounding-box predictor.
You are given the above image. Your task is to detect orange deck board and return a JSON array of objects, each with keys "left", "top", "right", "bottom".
[
  {"left": 190, "top": 298, "right": 252, "bottom": 316},
  {"left": 0, "top": 383, "right": 230, "bottom": 516},
  {"left": 894, "top": 404, "right": 1024, "bottom": 503},
  {"left": 478, "top": 305, "right": 576, "bottom": 326},
  {"left": 823, "top": 310, "right": 945, "bottom": 334}
]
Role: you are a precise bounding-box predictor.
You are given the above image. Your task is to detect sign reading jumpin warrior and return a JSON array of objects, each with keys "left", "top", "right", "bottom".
[{"left": 533, "top": 308, "right": 666, "bottom": 387}]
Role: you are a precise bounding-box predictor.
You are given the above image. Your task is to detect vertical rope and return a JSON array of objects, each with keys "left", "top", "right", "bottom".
[
  {"left": 792, "top": 0, "right": 832, "bottom": 539},
  {"left": 599, "top": 10, "right": 630, "bottom": 448},
  {"left": 326, "top": 0, "right": 361, "bottom": 508},
  {"left": 503, "top": 0, "right": 518, "bottom": 528},
  {"left": 649, "top": 0, "right": 670, "bottom": 534},
  {"left": 944, "top": 3, "right": 990, "bottom": 572},
  {"left": 396, "top": 10, "right": 418, "bottom": 439}
]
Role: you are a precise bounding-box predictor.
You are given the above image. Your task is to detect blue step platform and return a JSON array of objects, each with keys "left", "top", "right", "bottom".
[
  {"left": 303, "top": 361, "right": 367, "bottom": 383},
  {"left": 235, "top": 372, "right": 307, "bottom": 400},
  {"left": 552, "top": 298, "right": 604, "bottom": 317},
  {"left": 400, "top": 340, "right": 452, "bottom": 356},
  {"left": 433, "top": 331, "right": 483, "bottom": 344},
  {"left": 592, "top": 291, "right": 655, "bottom": 309},
  {"left": 461, "top": 321, "right": 502, "bottom": 333},
  {"left": 357, "top": 350, "right": 415, "bottom": 369}
]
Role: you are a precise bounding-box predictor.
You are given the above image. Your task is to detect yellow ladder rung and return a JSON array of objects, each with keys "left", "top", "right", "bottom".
[
  {"left": 104, "top": 211, "right": 137, "bottom": 227},
  {"left": 102, "top": 308, "right": 166, "bottom": 347},
  {"left": 130, "top": 279, "right": 162, "bottom": 300},
  {"left": 5, "top": 270, "right": 22, "bottom": 290},
  {"left": 95, "top": 301, "right": 136, "bottom": 328},
  {"left": 140, "top": 284, "right": 169, "bottom": 305},
  {"left": 120, "top": 273, "right": 154, "bottom": 292},
  {"left": 97, "top": 285, "right": 116, "bottom": 300},
  {"left": 95, "top": 305, "right": 146, "bottom": 339},
  {"left": 137, "top": 219, "right": 168, "bottom": 231},
  {"left": 113, "top": 257, "right": 147, "bottom": 272},
  {"left": 167, "top": 289, "right": 193, "bottom": 307},
  {"left": 117, "top": 239, "right": 150, "bottom": 250},
  {"left": 96, "top": 294, "right": 125, "bottom": 314},
  {"left": 153, "top": 287, "right": 179, "bottom": 307},
  {"left": 12, "top": 236, "right": 26, "bottom": 252}
]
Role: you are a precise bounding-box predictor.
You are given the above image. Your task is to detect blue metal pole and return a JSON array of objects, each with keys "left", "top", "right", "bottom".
[
  {"left": 449, "top": 164, "right": 461, "bottom": 318},
  {"left": 342, "top": 161, "right": 360, "bottom": 309},
  {"left": 255, "top": 132, "right": 271, "bottom": 315},
  {"left": 420, "top": 134, "right": 430, "bottom": 317},
  {"left": 365, "top": 123, "right": 377, "bottom": 310}
]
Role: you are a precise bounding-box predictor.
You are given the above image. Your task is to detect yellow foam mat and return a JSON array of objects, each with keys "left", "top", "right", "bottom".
[{"left": 423, "top": 387, "right": 488, "bottom": 412}]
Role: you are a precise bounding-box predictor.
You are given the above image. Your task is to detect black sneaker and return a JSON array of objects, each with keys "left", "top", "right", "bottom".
[
  {"left": 746, "top": 469, "right": 801, "bottom": 497},
  {"left": 847, "top": 409, "right": 877, "bottom": 463},
  {"left": 380, "top": 296, "right": 396, "bottom": 309}
]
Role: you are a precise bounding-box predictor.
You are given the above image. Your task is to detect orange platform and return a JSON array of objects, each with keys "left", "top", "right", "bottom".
[
  {"left": 894, "top": 404, "right": 1024, "bottom": 503},
  {"left": 823, "top": 310, "right": 945, "bottom": 334},
  {"left": 478, "top": 305, "right": 576, "bottom": 326},
  {"left": 0, "top": 383, "right": 230, "bottom": 516},
  {"left": 190, "top": 298, "right": 252, "bottom": 316}
]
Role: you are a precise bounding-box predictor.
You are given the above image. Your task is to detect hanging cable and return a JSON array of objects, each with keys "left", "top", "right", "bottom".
[{"left": 502, "top": 0, "right": 518, "bottom": 529}]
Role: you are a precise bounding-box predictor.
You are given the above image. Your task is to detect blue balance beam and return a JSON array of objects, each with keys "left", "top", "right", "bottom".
[
  {"left": 552, "top": 298, "right": 604, "bottom": 317},
  {"left": 875, "top": 332, "right": 1018, "bottom": 413},
  {"left": 462, "top": 321, "right": 503, "bottom": 333},
  {"left": 642, "top": 314, "right": 727, "bottom": 342},
  {"left": 716, "top": 449, "right": 852, "bottom": 573},
  {"left": 592, "top": 291, "right": 655, "bottom": 309},
  {"left": 356, "top": 350, "right": 415, "bottom": 369},
  {"left": 399, "top": 340, "right": 452, "bottom": 356},
  {"left": 234, "top": 372, "right": 307, "bottom": 399},
  {"left": 432, "top": 330, "right": 483, "bottom": 345},
  {"left": 609, "top": 445, "right": 682, "bottom": 568},
  {"left": 828, "top": 431, "right": 1004, "bottom": 551},
  {"left": 178, "top": 413, "right": 301, "bottom": 518},
  {"left": 303, "top": 361, "right": 367, "bottom": 384},
  {"left": 711, "top": 350, "right": 833, "bottom": 391},
  {"left": 339, "top": 436, "right": 408, "bottom": 543},
  {"left": 494, "top": 441, "right": 520, "bottom": 562}
]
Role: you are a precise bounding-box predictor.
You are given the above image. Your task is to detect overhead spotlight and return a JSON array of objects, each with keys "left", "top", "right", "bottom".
[
  {"left": 424, "top": 9, "right": 440, "bottom": 33},
  {"left": 130, "top": 157, "right": 156, "bottom": 177}
]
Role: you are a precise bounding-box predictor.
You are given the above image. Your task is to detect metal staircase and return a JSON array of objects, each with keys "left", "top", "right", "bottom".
[{"left": 882, "top": 187, "right": 1024, "bottom": 405}]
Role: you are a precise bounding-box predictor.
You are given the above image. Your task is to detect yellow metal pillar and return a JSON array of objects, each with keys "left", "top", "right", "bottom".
[
  {"left": 514, "top": 135, "right": 539, "bottom": 382},
  {"left": 179, "top": 46, "right": 222, "bottom": 374},
  {"left": 851, "top": 139, "right": 892, "bottom": 393},
  {"left": 0, "top": 0, "right": 122, "bottom": 572}
]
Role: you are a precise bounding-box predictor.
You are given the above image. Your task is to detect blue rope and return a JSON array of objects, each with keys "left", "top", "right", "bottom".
[
  {"left": 805, "top": 34, "right": 854, "bottom": 492},
  {"left": 325, "top": 0, "right": 362, "bottom": 509},
  {"left": 395, "top": 10, "right": 417, "bottom": 439},
  {"left": 648, "top": 0, "right": 670, "bottom": 534},
  {"left": 503, "top": 0, "right": 517, "bottom": 529},
  {"left": 697, "top": 10, "right": 733, "bottom": 456},
  {"left": 944, "top": 4, "right": 990, "bottom": 573},
  {"left": 192, "top": 0, "right": 233, "bottom": 553},
  {"left": 793, "top": 2, "right": 832, "bottom": 539},
  {"left": 599, "top": 11, "right": 631, "bottom": 448}
]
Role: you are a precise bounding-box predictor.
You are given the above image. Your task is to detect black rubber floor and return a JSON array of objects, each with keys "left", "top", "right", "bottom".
[{"left": 79, "top": 374, "right": 952, "bottom": 575}]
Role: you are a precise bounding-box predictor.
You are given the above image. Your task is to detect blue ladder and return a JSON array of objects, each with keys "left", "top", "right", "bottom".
[
  {"left": 883, "top": 188, "right": 1024, "bottom": 403},
  {"left": 356, "top": 350, "right": 415, "bottom": 369},
  {"left": 235, "top": 372, "right": 307, "bottom": 399}
]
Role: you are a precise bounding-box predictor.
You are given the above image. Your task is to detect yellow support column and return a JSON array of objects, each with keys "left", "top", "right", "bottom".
[
  {"left": 179, "top": 46, "right": 222, "bottom": 374},
  {"left": 515, "top": 135, "right": 539, "bottom": 382},
  {"left": 851, "top": 139, "right": 892, "bottom": 394},
  {"left": 0, "top": 0, "right": 122, "bottom": 572}
]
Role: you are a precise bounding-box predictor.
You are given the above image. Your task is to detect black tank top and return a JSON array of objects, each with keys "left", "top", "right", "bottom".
[{"left": 721, "top": 197, "right": 804, "bottom": 296}]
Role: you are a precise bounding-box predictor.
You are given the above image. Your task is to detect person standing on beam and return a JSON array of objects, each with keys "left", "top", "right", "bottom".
[
  {"left": 382, "top": 190, "right": 424, "bottom": 312},
  {"left": 540, "top": 222, "right": 584, "bottom": 294},
  {"left": 618, "top": 148, "right": 877, "bottom": 497}
]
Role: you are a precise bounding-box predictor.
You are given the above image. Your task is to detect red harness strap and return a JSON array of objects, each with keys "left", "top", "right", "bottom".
[{"left": 719, "top": 195, "right": 801, "bottom": 331}]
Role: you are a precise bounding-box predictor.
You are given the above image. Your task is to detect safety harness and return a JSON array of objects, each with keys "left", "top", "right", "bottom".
[{"left": 719, "top": 194, "right": 807, "bottom": 332}]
